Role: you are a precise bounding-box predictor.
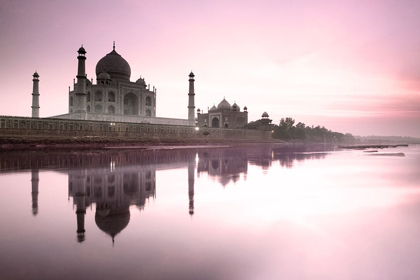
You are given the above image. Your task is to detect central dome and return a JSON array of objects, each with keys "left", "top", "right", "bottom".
[
  {"left": 217, "top": 98, "right": 231, "bottom": 110},
  {"left": 95, "top": 208, "right": 130, "bottom": 240},
  {"left": 96, "top": 48, "right": 131, "bottom": 81}
]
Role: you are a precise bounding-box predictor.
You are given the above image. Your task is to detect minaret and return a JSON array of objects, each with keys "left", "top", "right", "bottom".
[
  {"left": 188, "top": 160, "right": 195, "bottom": 216},
  {"left": 31, "top": 169, "right": 39, "bottom": 216},
  {"left": 74, "top": 46, "right": 87, "bottom": 117},
  {"left": 31, "top": 72, "right": 40, "bottom": 118},
  {"left": 188, "top": 71, "right": 195, "bottom": 122}
]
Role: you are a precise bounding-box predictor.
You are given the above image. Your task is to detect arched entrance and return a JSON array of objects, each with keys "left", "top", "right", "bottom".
[
  {"left": 123, "top": 93, "right": 139, "bottom": 115},
  {"left": 224, "top": 123, "right": 229, "bottom": 128},
  {"left": 95, "top": 104, "right": 102, "bottom": 113},
  {"left": 211, "top": 117, "right": 219, "bottom": 128}
]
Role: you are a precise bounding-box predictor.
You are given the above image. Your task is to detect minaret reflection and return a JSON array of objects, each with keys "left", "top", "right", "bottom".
[
  {"left": 70, "top": 169, "right": 88, "bottom": 243},
  {"left": 31, "top": 169, "right": 39, "bottom": 216},
  {"left": 68, "top": 165, "right": 156, "bottom": 243},
  {"left": 188, "top": 160, "right": 195, "bottom": 216}
]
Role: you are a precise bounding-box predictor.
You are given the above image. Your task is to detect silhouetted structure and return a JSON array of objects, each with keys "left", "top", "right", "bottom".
[{"left": 31, "top": 72, "right": 40, "bottom": 118}]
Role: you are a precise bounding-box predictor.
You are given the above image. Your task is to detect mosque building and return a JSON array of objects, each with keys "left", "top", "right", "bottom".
[{"left": 196, "top": 98, "right": 248, "bottom": 128}]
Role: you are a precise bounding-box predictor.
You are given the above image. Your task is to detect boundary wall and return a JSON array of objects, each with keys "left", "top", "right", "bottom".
[
  {"left": 0, "top": 116, "right": 271, "bottom": 140},
  {"left": 53, "top": 112, "right": 194, "bottom": 126}
]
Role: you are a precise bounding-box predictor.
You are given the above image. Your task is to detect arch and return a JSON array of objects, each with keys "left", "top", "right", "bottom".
[
  {"left": 95, "top": 104, "right": 102, "bottom": 113},
  {"left": 87, "top": 105, "right": 90, "bottom": 113},
  {"left": 95, "top": 91, "right": 103, "bottom": 102},
  {"left": 123, "top": 93, "right": 139, "bottom": 115},
  {"left": 69, "top": 96, "right": 73, "bottom": 106},
  {"left": 108, "top": 105, "right": 115, "bottom": 114},
  {"left": 146, "top": 109, "right": 151, "bottom": 117},
  {"left": 212, "top": 160, "right": 219, "bottom": 170},
  {"left": 224, "top": 123, "right": 229, "bottom": 128},
  {"left": 108, "top": 186, "right": 115, "bottom": 197},
  {"left": 94, "top": 187, "right": 102, "bottom": 198},
  {"left": 145, "top": 182, "right": 152, "bottom": 191},
  {"left": 87, "top": 92, "right": 90, "bottom": 102},
  {"left": 145, "top": 96, "right": 152, "bottom": 106},
  {"left": 123, "top": 173, "right": 138, "bottom": 195},
  {"left": 108, "top": 91, "right": 115, "bottom": 102},
  {"left": 211, "top": 117, "right": 220, "bottom": 128}
]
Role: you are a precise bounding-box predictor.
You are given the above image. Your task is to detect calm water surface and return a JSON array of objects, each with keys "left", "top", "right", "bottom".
[{"left": 0, "top": 144, "right": 419, "bottom": 280}]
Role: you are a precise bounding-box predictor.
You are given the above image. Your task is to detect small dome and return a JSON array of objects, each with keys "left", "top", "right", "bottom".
[
  {"left": 262, "top": 112, "right": 269, "bottom": 118},
  {"left": 197, "top": 108, "right": 201, "bottom": 112},
  {"left": 136, "top": 77, "right": 146, "bottom": 85},
  {"left": 217, "top": 98, "right": 231, "bottom": 110},
  {"left": 189, "top": 71, "right": 195, "bottom": 78},
  {"left": 244, "top": 106, "right": 248, "bottom": 111},
  {"left": 78, "top": 46, "right": 86, "bottom": 54},
  {"left": 209, "top": 105, "right": 217, "bottom": 111},
  {"left": 97, "top": 72, "right": 111, "bottom": 80},
  {"left": 96, "top": 47, "right": 131, "bottom": 81},
  {"left": 33, "top": 71, "right": 39, "bottom": 78},
  {"left": 232, "top": 102, "right": 240, "bottom": 111}
]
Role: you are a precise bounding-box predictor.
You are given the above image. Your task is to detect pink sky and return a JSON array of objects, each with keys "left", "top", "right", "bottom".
[{"left": 0, "top": 0, "right": 419, "bottom": 137}]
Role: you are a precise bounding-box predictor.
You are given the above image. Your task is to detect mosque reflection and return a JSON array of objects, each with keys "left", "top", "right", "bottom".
[
  {"left": 197, "top": 149, "right": 248, "bottom": 186},
  {"left": 1, "top": 144, "right": 332, "bottom": 243}
]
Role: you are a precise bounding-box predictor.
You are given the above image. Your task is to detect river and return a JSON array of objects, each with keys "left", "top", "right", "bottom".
[{"left": 0, "top": 144, "right": 419, "bottom": 280}]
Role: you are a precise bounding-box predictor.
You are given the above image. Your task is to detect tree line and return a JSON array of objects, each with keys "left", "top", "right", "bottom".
[{"left": 272, "top": 117, "right": 356, "bottom": 143}]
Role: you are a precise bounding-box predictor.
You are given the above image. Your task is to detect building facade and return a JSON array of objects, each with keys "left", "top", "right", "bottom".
[
  {"left": 196, "top": 98, "right": 248, "bottom": 128},
  {"left": 50, "top": 44, "right": 193, "bottom": 126},
  {"left": 17, "top": 43, "right": 275, "bottom": 140}
]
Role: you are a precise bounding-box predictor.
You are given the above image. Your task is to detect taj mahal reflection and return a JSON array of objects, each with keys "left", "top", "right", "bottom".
[
  {"left": 14, "top": 146, "right": 332, "bottom": 244},
  {"left": 68, "top": 166, "right": 156, "bottom": 243}
]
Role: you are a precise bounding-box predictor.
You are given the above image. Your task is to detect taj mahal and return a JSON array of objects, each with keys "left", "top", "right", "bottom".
[{"left": 29, "top": 43, "right": 272, "bottom": 130}]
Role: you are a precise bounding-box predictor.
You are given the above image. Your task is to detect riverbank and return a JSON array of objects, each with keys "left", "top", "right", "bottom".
[{"left": 0, "top": 135, "right": 286, "bottom": 151}]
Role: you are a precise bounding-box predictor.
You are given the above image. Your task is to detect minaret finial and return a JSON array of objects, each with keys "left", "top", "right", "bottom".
[{"left": 113, "top": 41, "right": 115, "bottom": 51}]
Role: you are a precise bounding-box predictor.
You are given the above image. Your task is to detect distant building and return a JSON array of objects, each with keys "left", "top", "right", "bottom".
[
  {"left": 244, "top": 112, "right": 273, "bottom": 131},
  {"left": 197, "top": 98, "right": 248, "bottom": 128}
]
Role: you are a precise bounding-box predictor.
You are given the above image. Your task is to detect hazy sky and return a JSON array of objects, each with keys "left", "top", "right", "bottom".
[{"left": 0, "top": 0, "right": 419, "bottom": 137}]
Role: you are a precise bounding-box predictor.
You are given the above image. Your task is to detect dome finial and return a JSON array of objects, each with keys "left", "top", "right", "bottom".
[
  {"left": 78, "top": 45, "right": 86, "bottom": 54},
  {"left": 113, "top": 41, "right": 115, "bottom": 51}
]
